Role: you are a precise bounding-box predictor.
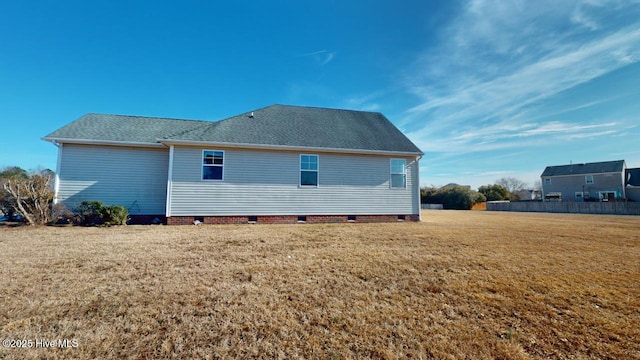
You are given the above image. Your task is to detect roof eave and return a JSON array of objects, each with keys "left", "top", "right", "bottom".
[
  {"left": 42, "top": 137, "right": 165, "bottom": 148},
  {"left": 159, "top": 139, "right": 423, "bottom": 157}
]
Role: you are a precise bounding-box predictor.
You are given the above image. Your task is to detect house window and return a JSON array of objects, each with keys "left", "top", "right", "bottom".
[
  {"left": 390, "top": 159, "right": 406, "bottom": 189},
  {"left": 300, "top": 154, "right": 318, "bottom": 186},
  {"left": 575, "top": 192, "right": 584, "bottom": 201},
  {"left": 202, "top": 150, "right": 224, "bottom": 180},
  {"left": 585, "top": 175, "right": 594, "bottom": 184},
  {"left": 544, "top": 178, "right": 551, "bottom": 185}
]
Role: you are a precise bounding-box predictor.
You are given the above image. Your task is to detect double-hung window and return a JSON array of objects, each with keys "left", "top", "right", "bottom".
[
  {"left": 202, "top": 150, "right": 224, "bottom": 180},
  {"left": 585, "top": 175, "right": 594, "bottom": 184},
  {"left": 300, "top": 154, "right": 318, "bottom": 186},
  {"left": 390, "top": 159, "right": 406, "bottom": 189}
]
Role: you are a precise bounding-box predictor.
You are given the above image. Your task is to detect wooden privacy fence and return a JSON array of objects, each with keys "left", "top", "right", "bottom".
[{"left": 487, "top": 201, "right": 640, "bottom": 215}]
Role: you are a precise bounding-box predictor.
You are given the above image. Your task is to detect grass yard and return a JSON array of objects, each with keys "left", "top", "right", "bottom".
[{"left": 1, "top": 210, "right": 639, "bottom": 359}]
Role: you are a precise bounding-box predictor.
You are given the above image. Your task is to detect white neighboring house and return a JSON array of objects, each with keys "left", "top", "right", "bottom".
[{"left": 43, "top": 105, "right": 424, "bottom": 224}]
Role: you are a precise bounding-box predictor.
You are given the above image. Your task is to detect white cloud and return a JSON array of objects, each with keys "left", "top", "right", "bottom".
[
  {"left": 320, "top": 52, "right": 335, "bottom": 66},
  {"left": 402, "top": 1, "right": 640, "bottom": 157},
  {"left": 297, "top": 50, "right": 336, "bottom": 66}
]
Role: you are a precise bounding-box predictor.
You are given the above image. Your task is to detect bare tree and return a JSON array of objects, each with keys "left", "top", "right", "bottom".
[
  {"left": 496, "top": 177, "right": 528, "bottom": 200},
  {"left": 1, "top": 170, "right": 55, "bottom": 225},
  {"left": 0, "top": 167, "right": 29, "bottom": 221}
]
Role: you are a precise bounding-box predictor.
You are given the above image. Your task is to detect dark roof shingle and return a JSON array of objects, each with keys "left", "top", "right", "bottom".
[
  {"left": 541, "top": 160, "right": 625, "bottom": 177},
  {"left": 44, "top": 105, "right": 423, "bottom": 154},
  {"left": 43, "top": 113, "right": 209, "bottom": 144}
]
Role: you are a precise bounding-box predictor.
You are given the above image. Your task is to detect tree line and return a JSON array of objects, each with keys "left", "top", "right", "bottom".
[{"left": 421, "top": 177, "right": 535, "bottom": 210}]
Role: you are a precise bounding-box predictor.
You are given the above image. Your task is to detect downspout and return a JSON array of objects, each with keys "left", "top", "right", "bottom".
[
  {"left": 53, "top": 142, "right": 63, "bottom": 204},
  {"left": 165, "top": 145, "right": 174, "bottom": 218},
  {"left": 622, "top": 165, "right": 627, "bottom": 200},
  {"left": 416, "top": 154, "right": 423, "bottom": 221}
]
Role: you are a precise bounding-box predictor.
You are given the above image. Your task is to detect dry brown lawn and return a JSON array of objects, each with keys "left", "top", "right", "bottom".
[{"left": 0, "top": 210, "right": 639, "bottom": 359}]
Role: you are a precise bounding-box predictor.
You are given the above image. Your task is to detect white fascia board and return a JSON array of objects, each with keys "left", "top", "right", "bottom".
[
  {"left": 159, "top": 139, "right": 424, "bottom": 157},
  {"left": 42, "top": 137, "right": 165, "bottom": 148}
]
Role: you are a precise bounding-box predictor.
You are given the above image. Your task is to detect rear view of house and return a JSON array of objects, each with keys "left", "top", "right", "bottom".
[
  {"left": 540, "top": 160, "right": 626, "bottom": 202},
  {"left": 43, "top": 105, "right": 423, "bottom": 224}
]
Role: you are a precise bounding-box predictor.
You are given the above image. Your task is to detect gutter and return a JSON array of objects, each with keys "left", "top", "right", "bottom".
[
  {"left": 158, "top": 138, "right": 424, "bottom": 157},
  {"left": 41, "top": 137, "right": 165, "bottom": 148}
]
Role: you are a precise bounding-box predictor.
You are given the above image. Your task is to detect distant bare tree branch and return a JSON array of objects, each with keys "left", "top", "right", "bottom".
[{"left": 496, "top": 177, "right": 528, "bottom": 200}]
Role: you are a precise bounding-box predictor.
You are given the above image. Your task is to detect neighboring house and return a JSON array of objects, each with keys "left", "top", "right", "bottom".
[
  {"left": 626, "top": 168, "right": 640, "bottom": 202},
  {"left": 43, "top": 104, "right": 424, "bottom": 224},
  {"left": 540, "top": 160, "right": 626, "bottom": 202}
]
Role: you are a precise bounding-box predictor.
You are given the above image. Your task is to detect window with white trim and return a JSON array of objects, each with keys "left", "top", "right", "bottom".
[
  {"left": 544, "top": 178, "right": 551, "bottom": 185},
  {"left": 300, "top": 154, "right": 318, "bottom": 186},
  {"left": 585, "top": 175, "right": 594, "bottom": 184},
  {"left": 390, "top": 159, "right": 406, "bottom": 189},
  {"left": 202, "top": 150, "right": 224, "bottom": 180}
]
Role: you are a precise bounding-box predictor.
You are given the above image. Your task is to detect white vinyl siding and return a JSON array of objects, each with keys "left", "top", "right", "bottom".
[
  {"left": 169, "top": 147, "right": 419, "bottom": 216},
  {"left": 57, "top": 144, "right": 168, "bottom": 214}
]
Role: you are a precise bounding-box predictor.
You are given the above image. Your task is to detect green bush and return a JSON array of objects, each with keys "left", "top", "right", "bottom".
[
  {"left": 478, "top": 184, "right": 511, "bottom": 201},
  {"left": 77, "top": 201, "right": 105, "bottom": 225},
  {"left": 102, "top": 205, "right": 128, "bottom": 226},
  {"left": 76, "top": 201, "right": 128, "bottom": 226}
]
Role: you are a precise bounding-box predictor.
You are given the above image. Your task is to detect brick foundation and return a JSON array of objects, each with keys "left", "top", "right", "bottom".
[
  {"left": 128, "top": 215, "right": 166, "bottom": 225},
  {"left": 166, "top": 214, "right": 419, "bottom": 225}
]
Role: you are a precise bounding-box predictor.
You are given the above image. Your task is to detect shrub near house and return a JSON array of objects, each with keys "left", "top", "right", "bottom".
[{"left": 75, "top": 201, "right": 129, "bottom": 226}]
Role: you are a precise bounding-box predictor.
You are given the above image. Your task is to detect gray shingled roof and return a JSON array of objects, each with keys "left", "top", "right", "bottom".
[
  {"left": 541, "top": 160, "right": 625, "bottom": 177},
  {"left": 44, "top": 105, "right": 423, "bottom": 154},
  {"left": 43, "top": 113, "right": 209, "bottom": 144}
]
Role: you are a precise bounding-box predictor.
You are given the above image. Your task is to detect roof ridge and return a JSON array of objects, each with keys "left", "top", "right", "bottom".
[
  {"left": 548, "top": 159, "right": 625, "bottom": 167},
  {"left": 272, "top": 104, "right": 383, "bottom": 115},
  {"left": 213, "top": 104, "right": 276, "bottom": 124},
  {"left": 87, "top": 113, "right": 213, "bottom": 124},
  {"left": 211, "top": 104, "right": 385, "bottom": 125}
]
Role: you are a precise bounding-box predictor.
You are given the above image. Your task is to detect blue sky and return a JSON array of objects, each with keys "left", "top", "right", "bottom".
[{"left": 1, "top": 0, "right": 639, "bottom": 189}]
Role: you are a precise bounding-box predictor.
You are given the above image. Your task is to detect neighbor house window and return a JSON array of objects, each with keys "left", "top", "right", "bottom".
[
  {"left": 585, "top": 175, "right": 594, "bottom": 184},
  {"left": 390, "top": 159, "right": 406, "bottom": 189},
  {"left": 300, "top": 154, "right": 318, "bottom": 186},
  {"left": 544, "top": 178, "right": 551, "bottom": 185},
  {"left": 202, "top": 150, "right": 224, "bottom": 180}
]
